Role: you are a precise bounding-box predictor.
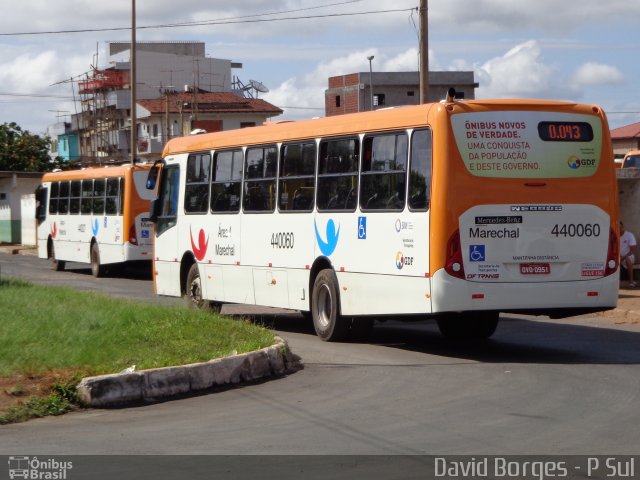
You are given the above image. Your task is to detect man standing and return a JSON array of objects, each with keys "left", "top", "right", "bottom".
[{"left": 620, "top": 221, "right": 637, "bottom": 287}]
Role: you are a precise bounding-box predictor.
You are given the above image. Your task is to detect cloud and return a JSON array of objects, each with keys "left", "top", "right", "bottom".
[
  {"left": 573, "top": 63, "right": 624, "bottom": 86},
  {"left": 472, "top": 40, "right": 580, "bottom": 99}
]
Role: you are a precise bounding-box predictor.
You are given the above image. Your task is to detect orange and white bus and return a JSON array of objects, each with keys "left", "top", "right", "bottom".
[
  {"left": 36, "top": 163, "right": 154, "bottom": 277},
  {"left": 146, "top": 91, "right": 619, "bottom": 341}
]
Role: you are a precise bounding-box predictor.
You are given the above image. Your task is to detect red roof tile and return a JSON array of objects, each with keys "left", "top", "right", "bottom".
[
  {"left": 611, "top": 122, "right": 640, "bottom": 140},
  {"left": 138, "top": 92, "right": 282, "bottom": 115}
]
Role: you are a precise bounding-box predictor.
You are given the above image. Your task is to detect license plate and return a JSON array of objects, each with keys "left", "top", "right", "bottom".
[{"left": 520, "top": 263, "right": 551, "bottom": 275}]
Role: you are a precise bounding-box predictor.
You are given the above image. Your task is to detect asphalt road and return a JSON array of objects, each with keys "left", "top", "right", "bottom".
[{"left": 1, "top": 252, "right": 639, "bottom": 455}]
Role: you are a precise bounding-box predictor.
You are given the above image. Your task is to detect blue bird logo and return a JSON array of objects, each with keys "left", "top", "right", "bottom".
[
  {"left": 92, "top": 218, "right": 99, "bottom": 236},
  {"left": 314, "top": 218, "right": 340, "bottom": 256}
]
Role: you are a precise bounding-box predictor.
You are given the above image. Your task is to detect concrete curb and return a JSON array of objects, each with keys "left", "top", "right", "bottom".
[
  {"left": 598, "top": 308, "right": 640, "bottom": 324},
  {"left": 76, "top": 336, "right": 300, "bottom": 408}
]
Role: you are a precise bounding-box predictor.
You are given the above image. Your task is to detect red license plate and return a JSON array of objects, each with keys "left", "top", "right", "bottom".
[{"left": 520, "top": 263, "right": 551, "bottom": 275}]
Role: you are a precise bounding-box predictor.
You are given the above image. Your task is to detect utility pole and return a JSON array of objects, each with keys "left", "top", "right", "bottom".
[
  {"left": 419, "top": 0, "right": 429, "bottom": 104},
  {"left": 130, "top": 0, "right": 137, "bottom": 164}
]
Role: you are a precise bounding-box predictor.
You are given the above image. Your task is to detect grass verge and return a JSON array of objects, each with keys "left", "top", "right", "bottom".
[{"left": 0, "top": 277, "right": 275, "bottom": 423}]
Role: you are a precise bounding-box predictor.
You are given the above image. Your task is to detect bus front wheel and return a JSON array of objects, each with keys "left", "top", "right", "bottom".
[
  {"left": 436, "top": 312, "right": 499, "bottom": 340},
  {"left": 91, "top": 243, "right": 106, "bottom": 278},
  {"left": 50, "top": 241, "right": 65, "bottom": 272},
  {"left": 185, "top": 263, "right": 207, "bottom": 309},
  {"left": 311, "top": 269, "right": 349, "bottom": 342}
]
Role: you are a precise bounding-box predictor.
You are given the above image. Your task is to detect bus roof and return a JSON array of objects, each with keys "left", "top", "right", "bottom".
[
  {"left": 41, "top": 163, "right": 152, "bottom": 182},
  {"left": 162, "top": 98, "right": 601, "bottom": 156}
]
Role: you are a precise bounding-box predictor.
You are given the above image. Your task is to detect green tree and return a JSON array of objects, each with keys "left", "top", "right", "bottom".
[{"left": 0, "top": 122, "right": 53, "bottom": 172}]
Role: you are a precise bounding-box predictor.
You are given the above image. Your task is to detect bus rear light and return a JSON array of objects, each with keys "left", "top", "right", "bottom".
[
  {"left": 129, "top": 224, "right": 138, "bottom": 245},
  {"left": 605, "top": 227, "right": 618, "bottom": 276},
  {"left": 445, "top": 230, "right": 465, "bottom": 279},
  {"left": 472, "top": 293, "right": 485, "bottom": 299},
  {"left": 587, "top": 292, "right": 599, "bottom": 297}
]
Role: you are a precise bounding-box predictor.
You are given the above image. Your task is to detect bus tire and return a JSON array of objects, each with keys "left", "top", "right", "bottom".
[
  {"left": 311, "top": 269, "right": 349, "bottom": 342},
  {"left": 50, "top": 241, "right": 65, "bottom": 272},
  {"left": 185, "top": 263, "right": 208, "bottom": 309},
  {"left": 91, "top": 243, "right": 106, "bottom": 278},
  {"left": 436, "top": 312, "right": 499, "bottom": 340}
]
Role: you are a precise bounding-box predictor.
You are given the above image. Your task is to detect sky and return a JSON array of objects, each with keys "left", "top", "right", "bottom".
[{"left": 1, "top": 0, "right": 639, "bottom": 136}]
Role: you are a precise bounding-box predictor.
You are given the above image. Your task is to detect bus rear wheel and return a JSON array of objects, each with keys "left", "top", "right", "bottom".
[
  {"left": 91, "top": 243, "right": 106, "bottom": 278},
  {"left": 436, "top": 312, "right": 499, "bottom": 340},
  {"left": 311, "top": 269, "right": 349, "bottom": 342},
  {"left": 50, "top": 241, "right": 65, "bottom": 272}
]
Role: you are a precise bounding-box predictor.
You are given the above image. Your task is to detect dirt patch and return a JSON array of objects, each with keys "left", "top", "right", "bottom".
[{"left": 0, "top": 369, "right": 83, "bottom": 412}]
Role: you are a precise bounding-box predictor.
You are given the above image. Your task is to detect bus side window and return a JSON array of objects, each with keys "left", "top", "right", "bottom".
[
  {"left": 81, "top": 180, "right": 93, "bottom": 214},
  {"left": 317, "top": 137, "right": 359, "bottom": 211},
  {"left": 360, "top": 132, "right": 407, "bottom": 211},
  {"left": 157, "top": 166, "right": 180, "bottom": 235},
  {"left": 184, "top": 152, "right": 211, "bottom": 214},
  {"left": 93, "top": 178, "right": 106, "bottom": 215},
  {"left": 35, "top": 186, "right": 48, "bottom": 224},
  {"left": 105, "top": 178, "right": 119, "bottom": 215},
  {"left": 48, "top": 182, "right": 59, "bottom": 215},
  {"left": 408, "top": 129, "right": 432, "bottom": 211},
  {"left": 58, "top": 181, "right": 70, "bottom": 215},
  {"left": 211, "top": 149, "right": 242, "bottom": 213},
  {"left": 279, "top": 142, "right": 315, "bottom": 212},
  {"left": 69, "top": 180, "right": 81, "bottom": 214},
  {"left": 243, "top": 145, "right": 277, "bottom": 213}
]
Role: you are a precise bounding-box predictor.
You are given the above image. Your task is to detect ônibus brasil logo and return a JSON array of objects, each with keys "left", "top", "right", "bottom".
[{"left": 190, "top": 227, "right": 209, "bottom": 261}]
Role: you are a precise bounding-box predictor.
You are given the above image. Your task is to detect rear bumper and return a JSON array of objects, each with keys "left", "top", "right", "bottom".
[{"left": 431, "top": 268, "right": 618, "bottom": 315}]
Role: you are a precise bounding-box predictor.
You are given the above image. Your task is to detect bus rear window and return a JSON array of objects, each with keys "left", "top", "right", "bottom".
[{"left": 451, "top": 111, "right": 603, "bottom": 179}]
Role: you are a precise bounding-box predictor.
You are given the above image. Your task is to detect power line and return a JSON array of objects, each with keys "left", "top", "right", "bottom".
[
  {"left": 0, "top": 7, "right": 413, "bottom": 37},
  {"left": 0, "top": 92, "right": 73, "bottom": 100}
]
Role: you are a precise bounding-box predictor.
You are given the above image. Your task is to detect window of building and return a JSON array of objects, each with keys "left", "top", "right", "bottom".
[
  {"left": 184, "top": 152, "right": 211, "bottom": 214},
  {"left": 279, "top": 142, "right": 316, "bottom": 212},
  {"left": 243, "top": 145, "right": 278, "bottom": 212},
  {"left": 317, "top": 137, "right": 359, "bottom": 211},
  {"left": 408, "top": 129, "right": 432, "bottom": 211},
  {"left": 360, "top": 132, "right": 408, "bottom": 211},
  {"left": 152, "top": 124, "right": 159, "bottom": 138},
  {"left": 335, "top": 96, "right": 341, "bottom": 108},
  {"left": 211, "top": 149, "right": 243, "bottom": 213},
  {"left": 407, "top": 91, "right": 415, "bottom": 97},
  {"left": 240, "top": 122, "right": 256, "bottom": 128},
  {"left": 373, "top": 94, "right": 386, "bottom": 107}
]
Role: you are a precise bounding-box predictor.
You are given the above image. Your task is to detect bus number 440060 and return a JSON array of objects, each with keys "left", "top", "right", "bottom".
[
  {"left": 551, "top": 223, "right": 600, "bottom": 238},
  {"left": 271, "top": 232, "right": 295, "bottom": 249}
]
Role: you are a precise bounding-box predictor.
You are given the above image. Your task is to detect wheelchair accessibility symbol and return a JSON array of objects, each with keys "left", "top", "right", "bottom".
[{"left": 469, "top": 245, "right": 485, "bottom": 262}]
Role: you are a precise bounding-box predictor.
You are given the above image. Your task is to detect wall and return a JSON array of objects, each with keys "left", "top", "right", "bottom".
[
  {"left": 21, "top": 194, "right": 36, "bottom": 246},
  {"left": 0, "top": 176, "right": 42, "bottom": 244}
]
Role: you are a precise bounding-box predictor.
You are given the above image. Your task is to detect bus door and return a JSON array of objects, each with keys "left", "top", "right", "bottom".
[{"left": 150, "top": 160, "right": 182, "bottom": 296}]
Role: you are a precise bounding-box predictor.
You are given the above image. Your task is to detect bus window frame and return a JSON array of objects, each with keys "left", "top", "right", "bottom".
[
  {"left": 278, "top": 141, "right": 316, "bottom": 213},
  {"left": 184, "top": 151, "right": 212, "bottom": 215},
  {"left": 211, "top": 148, "right": 243, "bottom": 214},
  {"left": 243, "top": 144, "right": 278, "bottom": 213},
  {"left": 359, "top": 130, "right": 408, "bottom": 212},
  {"left": 407, "top": 127, "right": 432, "bottom": 212},
  {"left": 316, "top": 136, "right": 360, "bottom": 212}
]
